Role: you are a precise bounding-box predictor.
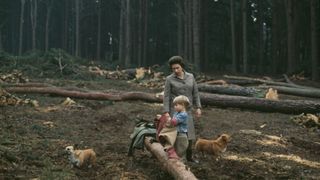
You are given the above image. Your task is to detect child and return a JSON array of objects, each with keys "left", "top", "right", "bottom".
[{"left": 166, "top": 95, "right": 190, "bottom": 160}]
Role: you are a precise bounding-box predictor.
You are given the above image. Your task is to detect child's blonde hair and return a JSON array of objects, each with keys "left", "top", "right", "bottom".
[{"left": 173, "top": 95, "right": 190, "bottom": 107}]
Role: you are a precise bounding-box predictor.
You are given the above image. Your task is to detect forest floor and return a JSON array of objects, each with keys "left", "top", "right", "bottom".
[{"left": 0, "top": 76, "right": 320, "bottom": 180}]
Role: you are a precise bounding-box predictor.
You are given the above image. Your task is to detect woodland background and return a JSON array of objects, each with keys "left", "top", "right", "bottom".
[{"left": 0, "top": 0, "right": 319, "bottom": 80}]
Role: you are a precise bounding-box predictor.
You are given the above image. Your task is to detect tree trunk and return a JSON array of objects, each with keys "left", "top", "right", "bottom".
[
  {"left": 258, "top": 2, "right": 264, "bottom": 74},
  {"left": 198, "top": 84, "right": 265, "bottom": 97},
  {"left": 144, "top": 137, "right": 197, "bottom": 180},
  {"left": 142, "top": 0, "right": 148, "bottom": 66},
  {"left": 96, "top": 0, "right": 101, "bottom": 60},
  {"left": 119, "top": 0, "right": 125, "bottom": 66},
  {"left": 201, "top": 0, "right": 209, "bottom": 72},
  {"left": 200, "top": 93, "right": 320, "bottom": 114},
  {"left": 260, "top": 85, "right": 320, "bottom": 98},
  {"left": 230, "top": 0, "right": 237, "bottom": 73},
  {"left": 311, "top": 0, "right": 319, "bottom": 81},
  {"left": 192, "top": 0, "right": 200, "bottom": 71},
  {"left": 177, "top": 0, "right": 184, "bottom": 56},
  {"left": 242, "top": 0, "right": 248, "bottom": 74},
  {"left": 4, "top": 86, "right": 320, "bottom": 114},
  {"left": 45, "top": 0, "right": 52, "bottom": 52},
  {"left": 271, "top": 0, "right": 280, "bottom": 74},
  {"left": 30, "top": 0, "right": 38, "bottom": 50},
  {"left": 75, "top": 0, "right": 80, "bottom": 57},
  {"left": 19, "top": 0, "right": 25, "bottom": 55},
  {"left": 285, "top": 0, "right": 295, "bottom": 74},
  {"left": 124, "top": 0, "right": 131, "bottom": 67}
]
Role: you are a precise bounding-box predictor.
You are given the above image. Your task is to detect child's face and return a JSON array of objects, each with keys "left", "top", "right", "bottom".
[{"left": 174, "top": 103, "right": 185, "bottom": 112}]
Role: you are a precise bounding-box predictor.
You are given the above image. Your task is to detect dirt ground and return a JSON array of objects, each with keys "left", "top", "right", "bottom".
[{"left": 0, "top": 78, "right": 320, "bottom": 180}]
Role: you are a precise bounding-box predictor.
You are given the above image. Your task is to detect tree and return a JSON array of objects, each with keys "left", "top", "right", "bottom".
[
  {"left": 192, "top": 0, "right": 200, "bottom": 71},
  {"left": 30, "top": 0, "right": 38, "bottom": 50},
  {"left": 285, "top": 0, "right": 296, "bottom": 74},
  {"left": 311, "top": 0, "right": 319, "bottom": 81},
  {"left": 45, "top": 0, "right": 53, "bottom": 52},
  {"left": 230, "top": 0, "right": 237, "bottom": 73},
  {"left": 124, "top": 0, "right": 131, "bottom": 67},
  {"left": 19, "top": 0, "right": 25, "bottom": 55},
  {"left": 242, "top": 0, "right": 248, "bottom": 74},
  {"left": 96, "top": 0, "right": 101, "bottom": 60},
  {"left": 75, "top": 0, "right": 80, "bottom": 57}
]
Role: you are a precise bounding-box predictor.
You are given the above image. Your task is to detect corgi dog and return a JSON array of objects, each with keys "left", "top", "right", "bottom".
[
  {"left": 65, "top": 146, "right": 96, "bottom": 168},
  {"left": 265, "top": 88, "right": 279, "bottom": 100},
  {"left": 195, "top": 134, "right": 231, "bottom": 160}
]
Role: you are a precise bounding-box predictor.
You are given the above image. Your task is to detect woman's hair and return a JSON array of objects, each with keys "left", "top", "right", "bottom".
[
  {"left": 168, "top": 56, "right": 185, "bottom": 69},
  {"left": 173, "top": 95, "right": 190, "bottom": 107}
]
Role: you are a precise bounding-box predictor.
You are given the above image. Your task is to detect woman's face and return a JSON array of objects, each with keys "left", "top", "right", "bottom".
[{"left": 171, "top": 64, "right": 183, "bottom": 76}]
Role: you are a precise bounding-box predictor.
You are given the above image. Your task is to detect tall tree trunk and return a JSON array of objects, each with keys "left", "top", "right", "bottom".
[
  {"left": 201, "top": 0, "right": 209, "bottom": 72},
  {"left": 124, "top": 0, "right": 131, "bottom": 67},
  {"left": 19, "top": 0, "right": 25, "bottom": 55},
  {"left": 142, "top": 0, "right": 148, "bottom": 66},
  {"left": 311, "top": 0, "right": 319, "bottom": 81},
  {"left": 30, "top": 0, "right": 38, "bottom": 50},
  {"left": 285, "top": 0, "right": 295, "bottom": 74},
  {"left": 96, "top": 0, "right": 101, "bottom": 60},
  {"left": 45, "top": 0, "right": 52, "bottom": 52},
  {"left": 258, "top": 2, "right": 264, "bottom": 74},
  {"left": 119, "top": 0, "right": 125, "bottom": 66},
  {"left": 242, "top": 0, "right": 248, "bottom": 74},
  {"left": 138, "top": 0, "right": 143, "bottom": 66},
  {"left": 230, "top": 0, "right": 237, "bottom": 73},
  {"left": 271, "top": 0, "right": 279, "bottom": 74},
  {"left": 0, "top": 30, "right": 2, "bottom": 51},
  {"left": 192, "top": 0, "right": 200, "bottom": 71},
  {"left": 75, "top": 0, "right": 80, "bottom": 57},
  {"left": 63, "top": 0, "right": 69, "bottom": 51},
  {"left": 177, "top": 0, "right": 184, "bottom": 56}
]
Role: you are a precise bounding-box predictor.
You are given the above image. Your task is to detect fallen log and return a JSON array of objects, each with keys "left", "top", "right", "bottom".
[
  {"left": 200, "top": 93, "right": 320, "bottom": 114},
  {"left": 224, "top": 75, "right": 316, "bottom": 89},
  {"left": 4, "top": 86, "right": 320, "bottom": 114},
  {"left": 260, "top": 85, "right": 320, "bottom": 98},
  {"left": 198, "top": 84, "right": 265, "bottom": 97},
  {"left": 144, "top": 137, "right": 197, "bottom": 180}
]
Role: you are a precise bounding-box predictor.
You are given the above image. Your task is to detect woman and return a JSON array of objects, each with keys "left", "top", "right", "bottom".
[{"left": 163, "top": 55, "right": 202, "bottom": 163}]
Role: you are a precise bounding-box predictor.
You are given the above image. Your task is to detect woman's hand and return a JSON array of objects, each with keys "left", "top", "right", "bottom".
[{"left": 195, "top": 108, "right": 202, "bottom": 118}]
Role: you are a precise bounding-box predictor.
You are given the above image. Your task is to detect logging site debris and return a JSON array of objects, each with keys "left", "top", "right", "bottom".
[{"left": 0, "top": 58, "right": 319, "bottom": 179}]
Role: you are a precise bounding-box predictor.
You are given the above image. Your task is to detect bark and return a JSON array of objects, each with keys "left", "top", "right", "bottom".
[
  {"left": 242, "top": 0, "right": 248, "bottom": 74},
  {"left": 192, "top": 0, "right": 200, "bottom": 71},
  {"left": 200, "top": 93, "right": 320, "bottom": 114},
  {"left": 124, "top": 0, "right": 131, "bottom": 67},
  {"left": 19, "top": 0, "right": 25, "bottom": 55},
  {"left": 198, "top": 84, "right": 265, "bottom": 97},
  {"left": 223, "top": 75, "right": 316, "bottom": 89},
  {"left": 144, "top": 137, "right": 197, "bottom": 180},
  {"left": 5, "top": 86, "right": 320, "bottom": 114},
  {"left": 230, "top": 0, "right": 237, "bottom": 73},
  {"left": 30, "top": 0, "right": 38, "bottom": 50},
  {"left": 45, "top": 0, "right": 53, "bottom": 52},
  {"left": 311, "top": 0, "right": 319, "bottom": 81},
  {"left": 177, "top": 0, "right": 184, "bottom": 55},
  {"left": 75, "top": 0, "right": 80, "bottom": 57},
  {"left": 258, "top": 2, "right": 264, "bottom": 74},
  {"left": 142, "top": 0, "right": 148, "bottom": 66},
  {"left": 96, "top": 0, "right": 101, "bottom": 60},
  {"left": 119, "top": 0, "right": 125, "bottom": 66},
  {"left": 285, "top": 0, "right": 295, "bottom": 74},
  {"left": 259, "top": 85, "right": 320, "bottom": 98}
]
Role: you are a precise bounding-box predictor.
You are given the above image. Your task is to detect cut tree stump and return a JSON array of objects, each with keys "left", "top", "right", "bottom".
[
  {"left": 4, "top": 86, "right": 320, "bottom": 114},
  {"left": 144, "top": 137, "right": 197, "bottom": 180}
]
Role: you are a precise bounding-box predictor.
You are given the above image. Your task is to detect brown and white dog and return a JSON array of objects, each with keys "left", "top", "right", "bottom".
[
  {"left": 195, "top": 134, "right": 231, "bottom": 160},
  {"left": 65, "top": 146, "right": 96, "bottom": 168}
]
